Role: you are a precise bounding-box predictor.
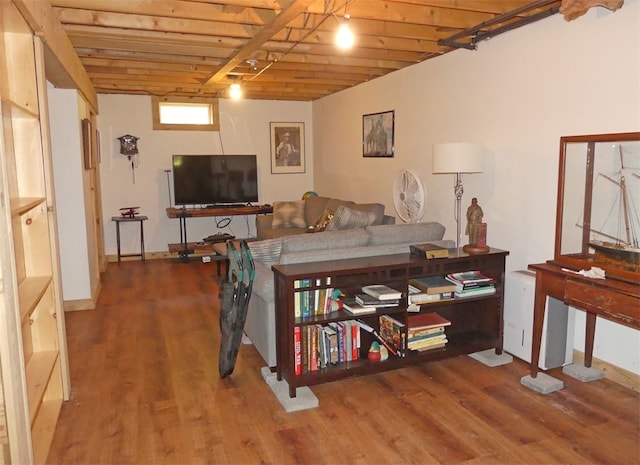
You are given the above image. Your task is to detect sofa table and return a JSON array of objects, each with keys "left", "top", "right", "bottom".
[{"left": 273, "top": 248, "right": 509, "bottom": 397}]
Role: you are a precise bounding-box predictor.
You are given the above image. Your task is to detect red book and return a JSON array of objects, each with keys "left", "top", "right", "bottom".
[
  {"left": 351, "top": 321, "right": 359, "bottom": 360},
  {"left": 408, "top": 312, "right": 451, "bottom": 330},
  {"left": 294, "top": 326, "right": 302, "bottom": 375}
]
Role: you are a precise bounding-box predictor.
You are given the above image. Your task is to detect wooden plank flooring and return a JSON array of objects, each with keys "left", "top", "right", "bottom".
[{"left": 47, "top": 259, "right": 640, "bottom": 465}]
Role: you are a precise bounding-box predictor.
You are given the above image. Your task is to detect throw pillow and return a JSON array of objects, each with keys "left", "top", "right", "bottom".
[
  {"left": 248, "top": 238, "right": 282, "bottom": 265},
  {"left": 308, "top": 208, "right": 334, "bottom": 233},
  {"left": 325, "top": 205, "right": 377, "bottom": 231},
  {"left": 272, "top": 200, "right": 307, "bottom": 228}
]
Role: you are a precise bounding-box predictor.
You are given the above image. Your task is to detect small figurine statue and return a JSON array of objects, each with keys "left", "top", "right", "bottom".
[
  {"left": 465, "top": 197, "right": 483, "bottom": 245},
  {"left": 464, "top": 197, "right": 489, "bottom": 254}
]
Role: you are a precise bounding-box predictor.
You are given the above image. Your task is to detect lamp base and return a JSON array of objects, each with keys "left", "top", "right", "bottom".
[{"left": 463, "top": 244, "right": 490, "bottom": 254}]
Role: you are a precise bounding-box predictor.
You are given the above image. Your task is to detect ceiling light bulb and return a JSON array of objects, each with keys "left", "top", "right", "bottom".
[
  {"left": 336, "top": 22, "right": 354, "bottom": 50},
  {"left": 230, "top": 83, "right": 242, "bottom": 100}
]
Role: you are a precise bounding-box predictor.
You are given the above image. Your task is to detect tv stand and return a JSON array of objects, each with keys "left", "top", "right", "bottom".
[{"left": 165, "top": 205, "right": 273, "bottom": 260}]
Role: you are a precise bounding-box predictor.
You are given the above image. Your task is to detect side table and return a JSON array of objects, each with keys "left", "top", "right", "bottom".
[{"left": 112, "top": 215, "right": 148, "bottom": 263}]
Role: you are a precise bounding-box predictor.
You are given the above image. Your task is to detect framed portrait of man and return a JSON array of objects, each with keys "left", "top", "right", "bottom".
[{"left": 270, "top": 122, "right": 305, "bottom": 174}]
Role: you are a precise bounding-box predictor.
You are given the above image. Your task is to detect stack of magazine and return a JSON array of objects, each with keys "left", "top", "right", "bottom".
[{"left": 445, "top": 271, "right": 496, "bottom": 298}]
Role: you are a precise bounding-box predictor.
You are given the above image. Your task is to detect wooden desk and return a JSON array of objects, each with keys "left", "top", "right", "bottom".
[{"left": 527, "top": 262, "right": 639, "bottom": 379}]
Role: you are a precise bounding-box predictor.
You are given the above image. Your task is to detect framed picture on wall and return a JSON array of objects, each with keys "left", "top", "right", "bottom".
[
  {"left": 82, "top": 118, "right": 92, "bottom": 170},
  {"left": 363, "top": 110, "right": 394, "bottom": 157},
  {"left": 270, "top": 122, "right": 305, "bottom": 174}
]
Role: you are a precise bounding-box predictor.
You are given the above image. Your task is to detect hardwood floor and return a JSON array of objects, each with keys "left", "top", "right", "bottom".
[{"left": 47, "top": 259, "right": 640, "bottom": 465}]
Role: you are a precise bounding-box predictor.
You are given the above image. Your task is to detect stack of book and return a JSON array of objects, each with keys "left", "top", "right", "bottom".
[
  {"left": 294, "top": 277, "right": 334, "bottom": 318},
  {"left": 406, "top": 312, "right": 451, "bottom": 352},
  {"left": 445, "top": 271, "right": 496, "bottom": 298},
  {"left": 408, "top": 276, "right": 456, "bottom": 304},
  {"left": 293, "top": 320, "right": 361, "bottom": 375},
  {"left": 342, "top": 288, "right": 401, "bottom": 315}
]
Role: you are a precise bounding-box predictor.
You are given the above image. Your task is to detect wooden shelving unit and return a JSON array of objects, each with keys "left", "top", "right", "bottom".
[
  {"left": 273, "top": 249, "right": 509, "bottom": 398},
  {"left": 0, "top": 3, "right": 70, "bottom": 464}
]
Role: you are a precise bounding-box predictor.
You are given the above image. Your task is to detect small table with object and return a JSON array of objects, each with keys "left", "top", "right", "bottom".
[
  {"left": 524, "top": 262, "right": 639, "bottom": 392},
  {"left": 112, "top": 215, "right": 148, "bottom": 263}
]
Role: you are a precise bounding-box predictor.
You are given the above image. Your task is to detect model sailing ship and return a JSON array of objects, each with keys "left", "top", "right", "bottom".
[{"left": 587, "top": 143, "right": 640, "bottom": 272}]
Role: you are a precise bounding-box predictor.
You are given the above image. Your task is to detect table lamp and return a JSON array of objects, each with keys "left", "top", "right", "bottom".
[{"left": 432, "top": 142, "right": 484, "bottom": 249}]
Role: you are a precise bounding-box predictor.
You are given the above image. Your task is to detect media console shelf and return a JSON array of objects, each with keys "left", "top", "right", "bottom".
[
  {"left": 165, "top": 205, "right": 272, "bottom": 259},
  {"left": 273, "top": 248, "right": 509, "bottom": 397}
]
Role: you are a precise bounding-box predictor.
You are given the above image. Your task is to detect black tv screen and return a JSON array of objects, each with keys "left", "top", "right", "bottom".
[{"left": 172, "top": 154, "right": 258, "bottom": 206}]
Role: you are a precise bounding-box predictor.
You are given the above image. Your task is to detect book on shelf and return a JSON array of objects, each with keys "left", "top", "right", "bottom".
[
  {"left": 294, "top": 326, "right": 302, "bottom": 375},
  {"left": 409, "top": 276, "right": 457, "bottom": 294},
  {"left": 408, "top": 290, "right": 454, "bottom": 305},
  {"left": 323, "top": 325, "right": 339, "bottom": 365},
  {"left": 355, "top": 293, "right": 400, "bottom": 307},
  {"left": 341, "top": 297, "right": 378, "bottom": 315},
  {"left": 379, "top": 314, "right": 406, "bottom": 356},
  {"left": 454, "top": 286, "right": 496, "bottom": 298},
  {"left": 410, "top": 243, "right": 450, "bottom": 259},
  {"left": 409, "top": 339, "right": 447, "bottom": 352},
  {"left": 361, "top": 284, "right": 402, "bottom": 301},
  {"left": 445, "top": 270, "right": 494, "bottom": 285},
  {"left": 407, "top": 326, "right": 446, "bottom": 339},
  {"left": 408, "top": 312, "right": 452, "bottom": 331},
  {"left": 407, "top": 332, "right": 448, "bottom": 349}
]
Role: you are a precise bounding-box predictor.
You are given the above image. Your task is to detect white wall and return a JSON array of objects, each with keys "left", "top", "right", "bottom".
[
  {"left": 312, "top": 2, "right": 639, "bottom": 374},
  {"left": 48, "top": 84, "right": 91, "bottom": 301},
  {"left": 97, "top": 96, "right": 312, "bottom": 256}
]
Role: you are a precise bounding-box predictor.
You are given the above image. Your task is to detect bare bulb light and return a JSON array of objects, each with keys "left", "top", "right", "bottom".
[
  {"left": 230, "top": 83, "right": 242, "bottom": 100},
  {"left": 335, "top": 20, "right": 354, "bottom": 50}
]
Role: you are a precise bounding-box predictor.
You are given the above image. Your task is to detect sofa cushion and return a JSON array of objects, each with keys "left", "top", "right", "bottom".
[
  {"left": 272, "top": 200, "right": 307, "bottom": 228},
  {"left": 281, "top": 228, "right": 369, "bottom": 254},
  {"left": 326, "top": 205, "right": 377, "bottom": 231},
  {"left": 248, "top": 238, "right": 282, "bottom": 265},
  {"left": 366, "top": 222, "right": 445, "bottom": 245}
]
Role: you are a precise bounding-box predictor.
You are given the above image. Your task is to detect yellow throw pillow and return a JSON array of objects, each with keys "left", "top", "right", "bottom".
[{"left": 308, "top": 208, "right": 334, "bottom": 233}]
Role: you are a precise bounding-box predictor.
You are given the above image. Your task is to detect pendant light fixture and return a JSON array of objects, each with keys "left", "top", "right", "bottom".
[
  {"left": 335, "top": 13, "right": 354, "bottom": 50},
  {"left": 229, "top": 83, "right": 242, "bottom": 100}
]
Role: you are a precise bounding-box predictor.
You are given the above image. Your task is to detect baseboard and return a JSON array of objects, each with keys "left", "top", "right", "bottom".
[
  {"left": 63, "top": 298, "right": 96, "bottom": 312},
  {"left": 572, "top": 350, "right": 639, "bottom": 392}
]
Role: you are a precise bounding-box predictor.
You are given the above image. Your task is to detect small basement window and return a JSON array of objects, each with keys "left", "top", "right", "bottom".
[{"left": 152, "top": 96, "right": 220, "bottom": 131}]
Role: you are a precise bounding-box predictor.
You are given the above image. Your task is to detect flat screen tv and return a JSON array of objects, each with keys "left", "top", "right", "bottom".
[{"left": 172, "top": 154, "right": 259, "bottom": 206}]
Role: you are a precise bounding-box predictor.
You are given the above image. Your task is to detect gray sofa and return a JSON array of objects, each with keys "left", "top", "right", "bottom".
[
  {"left": 244, "top": 222, "right": 455, "bottom": 368},
  {"left": 256, "top": 196, "right": 395, "bottom": 240}
]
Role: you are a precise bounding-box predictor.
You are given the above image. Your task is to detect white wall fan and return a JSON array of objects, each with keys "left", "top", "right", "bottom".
[{"left": 392, "top": 169, "right": 427, "bottom": 223}]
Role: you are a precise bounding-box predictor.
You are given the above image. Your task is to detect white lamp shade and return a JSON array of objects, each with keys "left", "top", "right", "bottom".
[{"left": 432, "top": 142, "right": 484, "bottom": 174}]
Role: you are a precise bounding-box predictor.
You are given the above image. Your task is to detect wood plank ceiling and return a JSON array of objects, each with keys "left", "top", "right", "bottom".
[{"left": 47, "top": 0, "right": 616, "bottom": 101}]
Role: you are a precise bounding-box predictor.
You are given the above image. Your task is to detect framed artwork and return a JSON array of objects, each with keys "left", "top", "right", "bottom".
[
  {"left": 81, "top": 118, "right": 92, "bottom": 170},
  {"left": 270, "top": 122, "right": 305, "bottom": 174},
  {"left": 363, "top": 110, "right": 394, "bottom": 157}
]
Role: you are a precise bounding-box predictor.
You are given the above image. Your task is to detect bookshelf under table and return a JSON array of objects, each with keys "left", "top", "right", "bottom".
[{"left": 272, "top": 248, "right": 509, "bottom": 398}]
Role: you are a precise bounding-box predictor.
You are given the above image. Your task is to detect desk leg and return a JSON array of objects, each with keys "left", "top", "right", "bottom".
[
  {"left": 584, "top": 312, "right": 597, "bottom": 368},
  {"left": 115, "top": 221, "right": 122, "bottom": 263},
  {"left": 529, "top": 273, "right": 547, "bottom": 378},
  {"left": 140, "top": 219, "right": 145, "bottom": 261}
]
